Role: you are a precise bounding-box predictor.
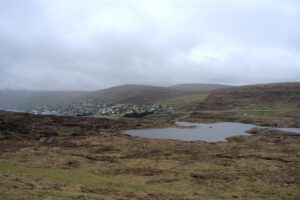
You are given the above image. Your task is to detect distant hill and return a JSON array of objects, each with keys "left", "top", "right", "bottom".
[
  {"left": 86, "top": 84, "right": 184, "bottom": 104},
  {"left": 2, "top": 83, "right": 298, "bottom": 112},
  {"left": 197, "top": 82, "right": 300, "bottom": 110},
  {"left": 0, "top": 84, "right": 189, "bottom": 110},
  {"left": 1, "top": 83, "right": 220, "bottom": 109},
  {"left": 169, "top": 83, "right": 231, "bottom": 92},
  {"left": 0, "top": 90, "right": 88, "bottom": 110}
]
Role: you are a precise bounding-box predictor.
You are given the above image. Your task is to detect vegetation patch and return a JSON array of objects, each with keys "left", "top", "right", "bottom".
[{"left": 156, "top": 92, "right": 208, "bottom": 110}]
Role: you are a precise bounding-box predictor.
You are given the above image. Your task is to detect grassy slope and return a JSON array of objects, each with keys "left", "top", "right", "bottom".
[
  {"left": 169, "top": 83, "right": 231, "bottom": 92},
  {"left": 190, "top": 83, "right": 300, "bottom": 121},
  {"left": 0, "top": 133, "right": 299, "bottom": 200},
  {"left": 156, "top": 92, "right": 209, "bottom": 111},
  {"left": 197, "top": 82, "right": 300, "bottom": 110}
]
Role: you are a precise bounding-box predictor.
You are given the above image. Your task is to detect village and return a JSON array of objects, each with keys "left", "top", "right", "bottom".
[{"left": 30, "top": 101, "right": 175, "bottom": 117}]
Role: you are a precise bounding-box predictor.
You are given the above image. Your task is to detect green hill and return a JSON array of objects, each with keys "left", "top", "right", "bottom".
[{"left": 169, "top": 83, "right": 231, "bottom": 92}]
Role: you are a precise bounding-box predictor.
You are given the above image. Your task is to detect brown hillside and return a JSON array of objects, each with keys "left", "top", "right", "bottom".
[
  {"left": 88, "top": 84, "right": 187, "bottom": 104},
  {"left": 197, "top": 83, "right": 300, "bottom": 110}
]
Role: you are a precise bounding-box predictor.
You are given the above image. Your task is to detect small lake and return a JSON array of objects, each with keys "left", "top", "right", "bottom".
[{"left": 125, "top": 122, "right": 300, "bottom": 142}]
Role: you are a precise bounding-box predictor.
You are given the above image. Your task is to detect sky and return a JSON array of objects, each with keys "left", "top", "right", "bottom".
[{"left": 0, "top": 0, "right": 300, "bottom": 90}]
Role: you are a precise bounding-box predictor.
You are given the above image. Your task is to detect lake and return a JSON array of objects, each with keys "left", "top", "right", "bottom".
[{"left": 125, "top": 121, "right": 300, "bottom": 142}]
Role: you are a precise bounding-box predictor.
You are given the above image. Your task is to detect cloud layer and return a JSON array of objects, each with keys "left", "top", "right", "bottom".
[{"left": 1, "top": 0, "right": 300, "bottom": 90}]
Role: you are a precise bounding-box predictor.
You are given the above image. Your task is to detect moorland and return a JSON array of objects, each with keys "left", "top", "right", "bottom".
[{"left": 0, "top": 82, "right": 299, "bottom": 200}]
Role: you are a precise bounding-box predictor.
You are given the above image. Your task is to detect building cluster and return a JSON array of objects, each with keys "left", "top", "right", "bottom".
[{"left": 30, "top": 102, "right": 175, "bottom": 117}]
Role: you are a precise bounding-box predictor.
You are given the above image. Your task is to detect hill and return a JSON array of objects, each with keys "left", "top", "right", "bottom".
[
  {"left": 0, "top": 84, "right": 213, "bottom": 111},
  {"left": 4, "top": 82, "right": 299, "bottom": 113},
  {"left": 0, "top": 90, "right": 88, "bottom": 110},
  {"left": 197, "top": 82, "right": 300, "bottom": 110},
  {"left": 0, "top": 85, "right": 192, "bottom": 111},
  {"left": 86, "top": 84, "right": 184, "bottom": 104},
  {"left": 169, "top": 83, "right": 231, "bottom": 92}
]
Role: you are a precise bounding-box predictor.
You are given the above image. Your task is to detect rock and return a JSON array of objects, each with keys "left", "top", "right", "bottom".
[
  {"left": 190, "top": 173, "right": 208, "bottom": 180},
  {"left": 39, "top": 137, "right": 48, "bottom": 143},
  {"left": 65, "top": 160, "right": 80, "bottom": 168}
]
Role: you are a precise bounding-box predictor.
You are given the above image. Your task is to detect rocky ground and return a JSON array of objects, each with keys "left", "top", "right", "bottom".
[{"left": 0, "top": 111, "right": 299, "bottom": 199}]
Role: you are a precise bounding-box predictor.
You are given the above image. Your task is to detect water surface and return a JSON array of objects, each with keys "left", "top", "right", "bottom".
[{"left": 125, "top": 122, "right": 300, "bottom": 142}]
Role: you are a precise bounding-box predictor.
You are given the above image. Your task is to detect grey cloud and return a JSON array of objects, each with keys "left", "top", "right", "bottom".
[{"left": 0, "top": 0, "right": 299, "bottom": 90}]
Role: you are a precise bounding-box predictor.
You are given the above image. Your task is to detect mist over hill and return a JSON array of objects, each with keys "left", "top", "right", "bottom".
[
  {"left": 0, "top": 90, "right": 88, "bottom": 110},
  {"left": 0, "top": 83, "right": 231, "bottom": 111},
  {"left": 1, "top": 82, "right": 299, "bottom": 112}
]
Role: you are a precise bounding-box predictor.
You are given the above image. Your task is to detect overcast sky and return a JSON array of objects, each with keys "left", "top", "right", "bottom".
[{"left": 0, "top": 0, "right": 300, "bottom": 90}]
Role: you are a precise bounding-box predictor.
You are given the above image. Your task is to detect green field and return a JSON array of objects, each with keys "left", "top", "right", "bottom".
[{"left": 156, "top": 92, "right": 208, "bottom": 111}]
